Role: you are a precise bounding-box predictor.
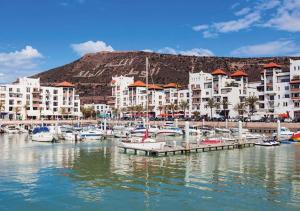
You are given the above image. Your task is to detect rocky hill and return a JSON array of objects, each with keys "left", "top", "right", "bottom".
[{"left": 34, "top": 51, "right": 299, "bottom": 104}]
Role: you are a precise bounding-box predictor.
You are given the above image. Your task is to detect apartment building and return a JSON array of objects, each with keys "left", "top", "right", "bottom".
[
  {"left": 290, "top": 59, "right": 300, "bottom": 118},
  {"left": 111, "top": 76, "right": 189, "bottom": 116},
  {"left": 83, "top": 103, "right": 111, "bottom": 117},
  {"left": 188, "top": 69, "right": 257, "bottom": 118},
  {"left": 0, "top": 77, "right": 81, "bottom": 120},
  {"left": 257, "top": 62, "right": 294, "bottom": 118}
]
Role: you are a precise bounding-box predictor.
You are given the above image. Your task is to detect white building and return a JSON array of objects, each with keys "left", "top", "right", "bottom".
[
  {"left": 111, "top": 76, "right": 189, "bottom": 117},
  {"left": 189, "top": 69, "right": 255, "bottom": 118},
  {"left": 257, "top": 62, "right": 294, "bottom": 118},
  {"left": 83, "top": 103, "right": 111, "bottom": 117},
  {"left": 290, "top": 59, "right": 300, "bottom": 119},
  {"left": 0, "top": 77, "right": 81, "bottom": 120}
]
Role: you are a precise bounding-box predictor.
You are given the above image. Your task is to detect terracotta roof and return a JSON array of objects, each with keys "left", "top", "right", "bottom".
[
  {"left": 55, "top": 81, "right": 75, "bottom": 87},
  {"left": 231, "top": 70, "right": 248, "bottom": 77},
  {"left": 128, "top": 80, "right": 146, "bottom": 87},
  {"left": 264, "top": 62, "right": 281, "bottom": 69},
  {"left": 163, "top": 83, "right": 181, "bottom": 88},
  {"left": 148, "top": 84, "right": 163, "bottom": 90},
  {"left": 290, "top": 80, "right": 300, "bottom": 84},
  {"left": 211, "top": 69, "right": 227, "bottom": 75}
]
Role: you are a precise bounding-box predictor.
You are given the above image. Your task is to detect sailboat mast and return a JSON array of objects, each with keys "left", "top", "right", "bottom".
[{"left": 146, "top": 57, "right": 149, "bottom": 129}]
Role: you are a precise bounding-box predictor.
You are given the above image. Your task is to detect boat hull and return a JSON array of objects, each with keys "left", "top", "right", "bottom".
[
  {"left": 32, "top": 133, "right": 54, "bottom": 142},
  {"left": 120, "top": 142, "right": 165, "bottom": 150}
]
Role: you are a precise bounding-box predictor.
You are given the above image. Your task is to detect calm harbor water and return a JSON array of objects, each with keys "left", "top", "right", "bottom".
[{"left": 0, "top": 134, "right": 299, "bottom": 210}]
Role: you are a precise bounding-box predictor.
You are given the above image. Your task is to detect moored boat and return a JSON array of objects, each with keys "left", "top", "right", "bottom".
[
  {"left": 32, "top": 126, "right": 54, "bottom": 142},
  {"left": 290, "top": 131, "right": 300, "bottom": 142}
]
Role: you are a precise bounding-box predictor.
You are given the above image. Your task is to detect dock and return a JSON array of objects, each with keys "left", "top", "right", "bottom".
[{"left": 119, "top": 142, "right": 255, "bottom": 157}]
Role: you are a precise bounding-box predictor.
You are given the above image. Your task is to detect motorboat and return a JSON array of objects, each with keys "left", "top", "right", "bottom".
[
  {"left": 120, "top": 137, "right": 165, "bottom": 150},
  {"left": 80, "top": 127, "right": 103, "bottom": 140},
  {"left": 32, "top": 126, "right": 54, "bottom": 142},
  {"left": 215, "top": 128, "right": 231, "bottom": 134},
  {"left": 113, "top": 125, "right": 131, "bottom": 138},
  {"left": 3, "top": 125, "right": 20, "bottom": 134},
  {"left": 188, "top": 126, "right": 202, "bottom": 136},
  {"left": 272, "top": 127, "right": 294, "bottom": 139},
  {"left": 255, "top": 140, "right": 280, "bottom": 146},
  {"left": 131, "top": 125, "right": 159, "bottom": 137},
  {"left": 157, "top": 122, "right": 183, "bottom": 136},
  {"left": 290, "top": 131, "right": 300, "bottom": 142},
  {"left": 200, "top": 139, "right": 224, "bottom": 145}
]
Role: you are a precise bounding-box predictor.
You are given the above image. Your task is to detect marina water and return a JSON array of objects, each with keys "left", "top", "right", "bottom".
[{"left": 0, "top": 134, "right": 299, "bottom": 210}]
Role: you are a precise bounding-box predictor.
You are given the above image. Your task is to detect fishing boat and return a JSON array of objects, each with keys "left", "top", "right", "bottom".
[
  {"left": 290, "top": 131, "right": 300, "bottom": 142},
  {"left": 32, "top": 126, "right": 54, "bottom": 142}
]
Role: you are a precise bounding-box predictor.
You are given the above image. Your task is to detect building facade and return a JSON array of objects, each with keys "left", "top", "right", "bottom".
[{"left": 0, "top": 77, "right": 81, "bottom": 120}]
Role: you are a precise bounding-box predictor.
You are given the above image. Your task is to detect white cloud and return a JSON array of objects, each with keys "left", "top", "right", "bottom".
[
  {"left": 264, "top": 0, "right": 300, "bottom": 32},
  {"left": 234, "top": 7, "right": 251, "bottom": 16},
  {"left": 193, "top": 0, "right": 300, "bottom": 38},
  {"left": 0, "top": 46, "right": 43, "bottom": 82},
  {"left": 142, "top": 49, "right": 154, "bottom": 53},
  {"left": 157, "top": 47, "right": 214, "bottom": 57},
  {"left": 192, "top": 24, "right": 209, "bottom": 31},
  {"left": 231, "top": 40, "right": 299, "bottom": 56},
  {"left": 71, "top": 40, "right": 114, "bottom": 56},
  {"left": 213, "top": 12, "right": 261, "bottom": 33}
]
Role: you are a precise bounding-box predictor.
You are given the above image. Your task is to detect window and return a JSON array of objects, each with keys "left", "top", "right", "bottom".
[
  {"left": 285, "top": 94, "right": 290, "bottom": 98},
  {"left": 285, "top": 86, "right": 289, "bottom": 90},
  {"left": 26, "top": 87, "right": 30, "bottom": 92}
]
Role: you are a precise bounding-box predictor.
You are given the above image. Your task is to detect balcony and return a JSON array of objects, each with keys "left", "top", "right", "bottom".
[
  {"left": 292, "top": 97, "right": 300, "bottom": 101},
  {"left": 291, "top": 88, "right": 300, "bottom": 93}
]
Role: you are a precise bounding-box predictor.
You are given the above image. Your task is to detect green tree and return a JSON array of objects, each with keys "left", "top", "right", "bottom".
[
  {"left": 246, "top": 96, "right": 259, "bottom": 118},
  {"left": 234, "top": 102, "right": 247, "bottom": 118},
  {"left": 206, "top": 98, "right": 218, "bottom": 119},
  {"left": 221, "top": 99, "right": 231, "bottom": 119},
  {"left": 168, "top": 103, "right": 178, "bottom": 118},
  {"left": 179, "top": 100, "right": 189, "bottom": 118},
  {"left": 192, "top": 111, "right": 200, "bottom": 119}
]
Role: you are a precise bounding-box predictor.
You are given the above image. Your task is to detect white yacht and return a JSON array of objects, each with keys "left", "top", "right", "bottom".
[{"left": 32, "top": 126, "right": 54, "bottom": 142}]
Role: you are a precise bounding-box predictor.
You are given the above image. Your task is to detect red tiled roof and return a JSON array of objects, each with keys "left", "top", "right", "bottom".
[
  {"left": 163, "top": 83, "right": 181, "bottom": 88},
  {"left": 211, "top": 69, "right": 227, "bottom": 75},
  {"left": 128, "top": 80, "right": 146, "bottom": 87},
  {"left": 148, "top": 84, "right": 163, "bottom": 90},
  {"left": 55, "top": 81, "right": 75, "bottom": 87},
  {"left": 264, "top": 62, "right": 281, "bottom": 69},
  {"left": 231, "top": 70, "right": 248, "bottom": 77}
]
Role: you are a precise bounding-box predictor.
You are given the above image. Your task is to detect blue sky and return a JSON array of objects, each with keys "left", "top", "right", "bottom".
[{"left": 0, "top": 0, "right": 300, "bottom": 82}]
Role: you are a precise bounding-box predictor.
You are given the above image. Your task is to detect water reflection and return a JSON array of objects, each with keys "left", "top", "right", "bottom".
[{"left": 0, "top": 135, "right": 299, "bottom": 210}]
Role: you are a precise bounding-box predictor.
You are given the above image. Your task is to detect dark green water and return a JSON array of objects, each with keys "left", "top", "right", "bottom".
[{"left": 0, "top": 134, "right": 299, "bottom": 211}]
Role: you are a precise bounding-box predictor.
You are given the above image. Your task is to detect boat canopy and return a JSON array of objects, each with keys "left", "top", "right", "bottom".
[{"left": 33, "top": 127, "right": 50, "bottom": 134}]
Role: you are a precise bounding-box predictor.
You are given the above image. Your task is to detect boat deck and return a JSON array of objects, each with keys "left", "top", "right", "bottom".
[{"left": 119, "top": 142, "right": 255, "bottom": 156}]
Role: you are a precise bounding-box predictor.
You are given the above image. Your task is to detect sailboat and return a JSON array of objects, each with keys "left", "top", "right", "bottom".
[{"left": 120, "top": 57, "right": 166, "bottom": 150}]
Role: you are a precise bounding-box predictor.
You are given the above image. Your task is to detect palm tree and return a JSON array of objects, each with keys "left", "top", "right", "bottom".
[
  {"left": 193, "top": 111, "right": 200, "bottom": 119},
  {"left": 60, "top": 107, "right": 67, "bottom": 120},
  {"left": 234, "top": 102, "right": 247, "bottom": 118},
  {"left": 23, "top": 102, "right": 30, "bottom": 120},
  {"left": 246, "top": 96, "right": 259, "bottom": 119},
  {"left": 158, "top": 105, "right": 164, "bottom": 115},
  {"left": 179, "top": 100, "right": 189, "bottom": 118},
  {"left": 111, "top": 107, "right": 120, "bottom": 119},
  {"left": 168, "top": 103, "right": 178, "bottom": 118},
  {"left": 221, "top": 99, "right": 231, "bottom": 119},
  {"left": 135, "top": 105, "right": 144, "bottom": 117},
  {"left": 206, "top": 98, "right": 217, "bottom": 119},
  {"left": 14, "top": 107, "right": 21, "bottom": 120},
  {"left": 0, "top": 101, "right": 5, "bottom": 119}
]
